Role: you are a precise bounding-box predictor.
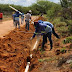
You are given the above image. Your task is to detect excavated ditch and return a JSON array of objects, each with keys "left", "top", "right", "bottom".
[{"left": 0, "top": 16, "right": 46, "bottom": 72}]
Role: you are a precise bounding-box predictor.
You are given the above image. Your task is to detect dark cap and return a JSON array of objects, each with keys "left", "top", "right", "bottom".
[{"left": 34, "top": 21, "right": 39, "bottom": 27}]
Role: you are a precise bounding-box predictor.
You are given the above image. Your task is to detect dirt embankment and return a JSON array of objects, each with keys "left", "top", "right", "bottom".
[
  {"left": 0, "top": 16, "right": 45, "bottom": 72},
  {"left": 0, "top": 24, "right": 35, "bottom": 72}
]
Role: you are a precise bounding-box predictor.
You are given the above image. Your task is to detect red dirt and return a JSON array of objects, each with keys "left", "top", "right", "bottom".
[{"left": 0, "top": 16, "right": 72, "bottom": 72}]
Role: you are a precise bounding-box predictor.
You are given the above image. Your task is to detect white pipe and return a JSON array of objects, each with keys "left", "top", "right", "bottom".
[
  {"left": 9, "top": 5, "right": 23, "bottom": 15},
  {"left": 24, "top": 35, "right": 41, "bottom": 72},
  {"left": 9, "top": 5, "right": 18, "bottom": 12},
  {"left": 32, "top": 35, "right": 41, "bottom": 51},
  {"left": 24, "top": 54, "right": 32, "bottom": 72},
  {"left": 25, "top": 62, "right": 30, "bottom": 72}
]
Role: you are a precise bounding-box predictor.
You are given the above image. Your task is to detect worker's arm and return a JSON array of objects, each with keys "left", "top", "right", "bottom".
[{"left": 30, "top": 29, "right": 37, "bottom": 40}]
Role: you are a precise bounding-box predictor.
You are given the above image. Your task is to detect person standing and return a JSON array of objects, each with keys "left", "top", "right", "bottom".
[
  {"left": 14, "top": 11, "right": 21, "bottom": 29},
  {"left": 30, "top": 21, "right": 53, "bottom": 51},
  {"left": 25, "top": 11, "right": 31, "bottom": 30}
]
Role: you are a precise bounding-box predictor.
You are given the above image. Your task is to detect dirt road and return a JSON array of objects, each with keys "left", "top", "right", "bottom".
[
  {"left": 0, "top": 19, "right": 25, "bottom": 38},
  {"left": 0, "top": 16, "right": 36, "bottom": 38}
]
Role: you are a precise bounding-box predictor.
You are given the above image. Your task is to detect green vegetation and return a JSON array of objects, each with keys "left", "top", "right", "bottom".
[
  {"left": 0, "top": 4, "right": 30, "bottom": 16},
  {"left": 63, "top": 36, "right": 72, "bottom": 44},
  {"left": 38, "top": 57, "right": 56, "bottom": 62},
  {"left": 0, "top": 0, "right": 72, "bottom": 37},
  {"left": 60, "top": 47, "right": 66, "bottom": 53},
  {"left": 38, "top": 59, "right": 44, "bottom": 62}
]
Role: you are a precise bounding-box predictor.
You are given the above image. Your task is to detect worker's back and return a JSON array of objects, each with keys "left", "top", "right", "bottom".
[{"left": 25, "top": 13, "right": 31, "bottom": 21}]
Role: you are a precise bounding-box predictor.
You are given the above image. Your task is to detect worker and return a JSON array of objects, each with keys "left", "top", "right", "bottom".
[
  {"left": 14, "top": 11, "right": 21, "bottom": 29},
  {"left": 30, "top": 21, "right": 53, "bottom": 51},
  {"left": 25, "top": 11, "right": 31, "bottom": 30},
  {"left": 21, "top": 13, "right": 24, "bottom": 24},
  {"left": 38, "top": 20, "right": 60, "bottom": 39}
]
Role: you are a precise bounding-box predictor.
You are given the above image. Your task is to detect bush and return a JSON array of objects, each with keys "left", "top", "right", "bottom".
[
  {"left": 66, "top": 20, "right": 72, "bottom": 26},
  {"left": 52, "top": 17, "right": 61, "bottom": 26},
  {"left": 68, "top": 25, "right": 72, "bottom": 34},
  {"left": 55, "top": 22, "right": 67, "bottom": 27},
  {"left": 52, "top": 17, "right": 65, "bottom": 24},
  {"left": 57, "top": 26, "right": 68, "bottom": 33},
  {"left": 57, "top": 26, "right": 69, "bottom": 37},
  {"left": 63, "top": 36, "right": 72, "bottom": 44}
]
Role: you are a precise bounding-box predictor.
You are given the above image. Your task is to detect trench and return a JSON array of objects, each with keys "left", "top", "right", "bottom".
[{"left": 0, "top": 16, "right": 46, "bottom": 72}]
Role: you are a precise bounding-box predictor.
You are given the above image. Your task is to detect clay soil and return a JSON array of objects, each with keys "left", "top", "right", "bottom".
[{"left": 0, "top": 16, "right": 72, "bottom": 72}]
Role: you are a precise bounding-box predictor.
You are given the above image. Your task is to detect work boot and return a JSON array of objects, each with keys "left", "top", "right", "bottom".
[
  {"left": 41, "top": 47, "right": 45, "bottom": 51},
  {"left": 49, "top": 47, "right": 52, "bottom": 51},
  {"left": 41, "top": 48, "right": 45, "bottom": 51}
]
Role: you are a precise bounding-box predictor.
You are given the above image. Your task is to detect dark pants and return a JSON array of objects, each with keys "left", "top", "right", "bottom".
[
  {"left": 42, "top": 32, "right": 53, "bottom": 50},
  {"left": 15, "top": 20, "right": 20, "bottom": 29},
  {"left": 25, "top": 20, "right": 29, "bottom": 30},
  {"left": 52, "top": 28, "right": 59, "bottom": 38}
]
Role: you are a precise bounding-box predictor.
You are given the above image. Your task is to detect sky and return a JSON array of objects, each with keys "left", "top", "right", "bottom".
[{"left": 0, "top": 0, "right": 60, "bottom": 7}]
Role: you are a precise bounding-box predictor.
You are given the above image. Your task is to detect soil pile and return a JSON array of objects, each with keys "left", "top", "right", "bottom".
[{"left": 0, "top": 22, "right": 35, "bottom": 72}]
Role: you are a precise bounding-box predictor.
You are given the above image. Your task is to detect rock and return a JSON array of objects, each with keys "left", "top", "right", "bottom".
[
  {"left": 55, "top": 49, "right": 60, "bottom": 55},
  {"left": 66, "top": 59, "right": 72, "bottom": 64},
  {"left": 57, "top": 57, "right": 67, "bottom": 67},
  {"left": 55, "top": 43, "right": 60, "bottom": 46}
]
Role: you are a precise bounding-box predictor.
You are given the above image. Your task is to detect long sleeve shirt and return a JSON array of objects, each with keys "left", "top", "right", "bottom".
[
  {"left": 32, "top": 23, "right": 52, "bottom": 38},
  {"left": 38, "top": 20, "right": 54, "bottom": 28},
  {"left": 43, "top": 21, "right": 54, "bottom": 28},
  {"left": 15, "top": 12, "right": 21, "bottom": 21}
]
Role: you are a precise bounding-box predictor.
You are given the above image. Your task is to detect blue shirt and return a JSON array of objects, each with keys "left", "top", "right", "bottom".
[
  {"left": 12, "top": 14, "right": 16, "bottom": 20},
  {"left": 15, "top": 12, "right": 21, "bottom": 21},
  {"left": 38, "top": 20, "right": 54, "bottom": 28},
  {"left": 32, "top": 23, "right": 52, "bottom": 38}
]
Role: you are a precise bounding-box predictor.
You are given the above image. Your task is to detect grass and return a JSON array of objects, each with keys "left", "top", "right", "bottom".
[
  {"left": 66, "top": 20, "right": 72, "bottom": 26},
  {"left": 55, "top": 22, "right": 67, "bottom": 27},
  {"left": 38, "top": 59, "right": 44, "bottom": 62},
  {"left": 63, "top": 36, "right": 72, "bottom": 44},
  {"left": 60, "top": 47, "right": 67, "bottom": 53},
  {"left": 44, "top": 57, "right": 56, "bottom": 62},
  {"left": 38, "top": 57, "right": 56, "bottom": 62},
  {"left": 57, "top": 26, "right": 68, "bottom": 37}
]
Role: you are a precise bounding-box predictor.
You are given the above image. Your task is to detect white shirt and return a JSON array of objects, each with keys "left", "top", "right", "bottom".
[{"left": 25, "top": 13, "right": 31, "bottom": 21}]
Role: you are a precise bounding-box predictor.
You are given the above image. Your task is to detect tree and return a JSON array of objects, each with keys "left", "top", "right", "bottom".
[{"left": 60, "top": 0, "right": 68, "bottom": 8}]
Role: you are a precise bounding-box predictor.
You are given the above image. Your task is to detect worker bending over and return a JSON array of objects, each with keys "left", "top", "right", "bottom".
[
  {"left": 31, "top": 21, "right": 53, "bottom": 51},
  {"left": 38, "top": 20, "right": 60, "bottom": 39}
]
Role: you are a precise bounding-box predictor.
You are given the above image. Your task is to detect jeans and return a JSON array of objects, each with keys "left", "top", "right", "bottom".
[
  {"left": 52, "top": 28, "right": 59, "bottom": 38},
  {"left": 21, "top": 18, "right": 24, "bottom": 24},
  {"left": 15, "top": 20, "right": 20, "bottom": 29},
  {"left": 42, "top": 32, "right": 53, "bottom": 49},
  {"left": 25, "top": 20, "right": 29, "bottom": 30}
]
